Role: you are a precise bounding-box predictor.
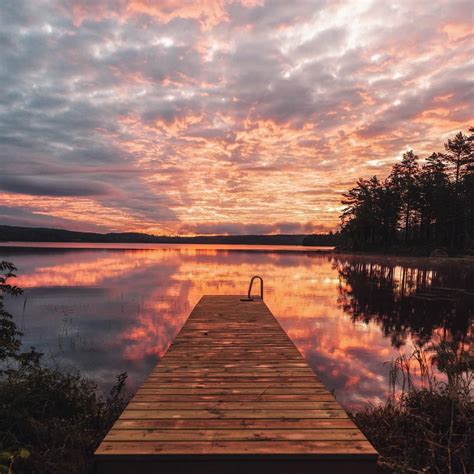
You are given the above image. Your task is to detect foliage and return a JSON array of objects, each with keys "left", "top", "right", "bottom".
[
  {"left": 340, "top": 128, "right": 474, "bottom": 253},
  {"left": 353, "top": 342, "right": 473, "bottom": 473},
  {"left": 0, "top": 262, "right": 23, "bottom": 366},
  {"left": 0, "top": 262, "right": 128, "bottom": 473}
]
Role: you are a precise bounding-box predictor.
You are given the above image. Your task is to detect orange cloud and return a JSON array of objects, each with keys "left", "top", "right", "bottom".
[{"left": 65, "top": 0, "right": 261, "bottom": 30}]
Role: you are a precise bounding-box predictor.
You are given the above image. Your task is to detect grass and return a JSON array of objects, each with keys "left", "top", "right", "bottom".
[{"left": 352, "top": 342, "right": 473, "bottom": 473}]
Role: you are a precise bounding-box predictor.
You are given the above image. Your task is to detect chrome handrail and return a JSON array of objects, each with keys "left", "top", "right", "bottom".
[{"left": 241, "top": 275, "right": 263, "bottom": 301}]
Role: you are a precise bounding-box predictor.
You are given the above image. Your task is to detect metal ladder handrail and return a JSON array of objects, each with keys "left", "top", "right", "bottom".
[{"left": 240, "top": 275, "right": 263, "bottom": 301}]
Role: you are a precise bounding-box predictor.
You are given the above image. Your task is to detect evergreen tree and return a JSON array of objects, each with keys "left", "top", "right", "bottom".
[
  {"left": 340, "top": 129, "right": 473, "bottom": 253},
  {"left": 388, "top": 150, "right": 419, "bottom": 243},
  {"left": 443, "top": 131, "right": 473, "bottom": 184}
]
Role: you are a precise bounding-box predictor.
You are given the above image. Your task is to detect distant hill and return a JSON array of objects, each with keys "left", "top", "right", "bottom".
[{"left": 0, "top": 225, "right": 339, "bottom": 247}]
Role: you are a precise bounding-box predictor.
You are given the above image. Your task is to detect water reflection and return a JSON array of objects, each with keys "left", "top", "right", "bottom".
[
  {"left": 335, "top": 256, "right": 473, "bottom": 351},
  {"left": 1, "top": 247, "right": 472, "bottom": 410}
]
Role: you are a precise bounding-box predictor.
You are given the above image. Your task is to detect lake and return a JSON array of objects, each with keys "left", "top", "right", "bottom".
[{"left": 1, "top": 243, "right": 472, "bottom": 411}]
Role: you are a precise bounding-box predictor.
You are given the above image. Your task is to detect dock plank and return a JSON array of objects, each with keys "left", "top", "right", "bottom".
[{"left": 94, "top": 295, "right": 377, "bottom": 473}]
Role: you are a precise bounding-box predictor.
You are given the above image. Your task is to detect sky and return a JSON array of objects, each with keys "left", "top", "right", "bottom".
[{"left": 0, "top": 0, "right": 473, "bottom": 235}]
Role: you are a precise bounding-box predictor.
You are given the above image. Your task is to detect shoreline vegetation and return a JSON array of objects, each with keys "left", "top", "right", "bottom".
[
  {"left": 2, "top": 224, "right": 474, "bottom": 260},
  {"left": 1, "top": 261, "right": 473, "bottom": 473}
]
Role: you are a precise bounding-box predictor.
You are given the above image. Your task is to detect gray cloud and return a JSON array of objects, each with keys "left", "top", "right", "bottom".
[
  {"left": 0, "top": 175, "right": 116, "bottom": 197},
  {"left": 0, "top": 205, "right": 109, "bottom": 231}
]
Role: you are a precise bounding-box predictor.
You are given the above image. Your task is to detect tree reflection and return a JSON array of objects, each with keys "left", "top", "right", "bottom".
[{"left": 334, "top": 257, "right": 473, "bottom": 351}]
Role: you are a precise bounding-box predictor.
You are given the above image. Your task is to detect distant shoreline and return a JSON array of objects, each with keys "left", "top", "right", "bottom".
[
  {"left": 0, "top": 242, "right": 334, "bottom": 253},
  {"left": 0, "top": 225, "right": 339, "bottom": 247},
  {"left": 0, "top": 241, "right": 335, "bottom": 252}
]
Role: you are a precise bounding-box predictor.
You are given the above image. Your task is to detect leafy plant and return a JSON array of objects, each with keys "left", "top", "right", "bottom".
[{"left": 0, "top": 262, "right": 23, "bottom": 366}]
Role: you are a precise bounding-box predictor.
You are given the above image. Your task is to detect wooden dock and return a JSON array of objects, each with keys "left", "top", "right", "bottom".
[{"left": 95, "top": 295, "right": 377, "bottom": 473}]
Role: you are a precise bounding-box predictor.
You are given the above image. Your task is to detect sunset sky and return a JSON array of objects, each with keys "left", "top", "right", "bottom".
[{"left": 0, "top": 0, "right": 472, "bottom": 235}]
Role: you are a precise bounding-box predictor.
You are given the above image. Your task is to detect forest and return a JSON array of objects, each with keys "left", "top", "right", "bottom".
[{"left": 340, "top": 129, "right": 474, "bottom": 254}]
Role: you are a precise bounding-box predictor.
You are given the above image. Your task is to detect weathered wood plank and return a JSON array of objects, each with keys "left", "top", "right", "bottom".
[
  {"left": 118, "top": 409, "right": 350, "bottom": 419},
  {"left": 132, "top": 394, "right": 336, "bottom": 401},
  {"left": 104, "top": 429, "right": 368, "bottom": 441},
  {"left": 125, "top": 401, "right": 343, "bottom": 410},
  {"left": 96, "top": 440, "right": 375, "bottom": 455},
  {"left": 134, "top": 387, "right": 329, "bottom": 393},
  {"left": 112, "top": 418, "right": 360, "bottom": 430}
]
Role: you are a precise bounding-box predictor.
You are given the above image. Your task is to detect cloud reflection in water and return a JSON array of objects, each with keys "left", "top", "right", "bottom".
[{"left": 3, "top": 247, "right": 472, "bottom": 410}]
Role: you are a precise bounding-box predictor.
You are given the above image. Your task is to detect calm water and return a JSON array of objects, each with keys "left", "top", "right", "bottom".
[{"left": 1, "top": 244, "right": 472, "bottom": 410}]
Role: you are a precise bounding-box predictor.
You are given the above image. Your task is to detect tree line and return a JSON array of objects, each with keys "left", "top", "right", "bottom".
[{"left": 340, "top": 128, "right": 474, "bottom": 253}]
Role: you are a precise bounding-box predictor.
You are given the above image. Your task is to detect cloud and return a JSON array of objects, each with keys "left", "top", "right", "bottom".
[
  {"left": 0, "top": 205, "right": 109, "bottom": 231},
  {"left": 177, "top": 221, "right": 330, "bottom": 235},
  {"left": 0, "top": 175, "right": 116, "bottom": 197},
  {"left": 0, "top": 0, "right": 472, "bottom": 234}
]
